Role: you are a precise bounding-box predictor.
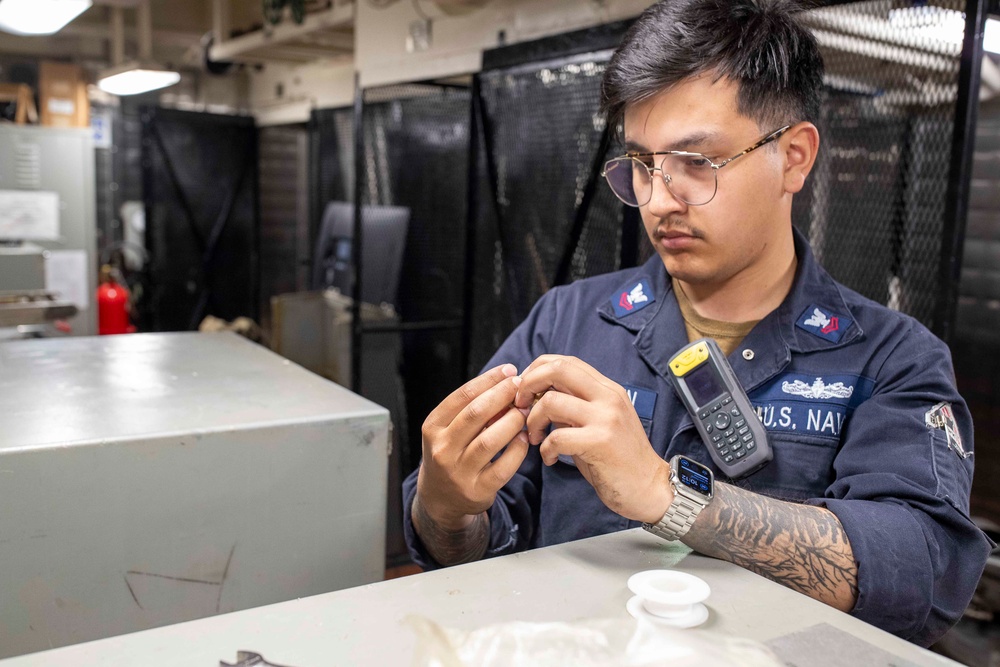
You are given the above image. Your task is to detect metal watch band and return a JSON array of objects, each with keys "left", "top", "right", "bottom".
[{"left": 642, "top": 492, "right": 705, "bottom": 542}]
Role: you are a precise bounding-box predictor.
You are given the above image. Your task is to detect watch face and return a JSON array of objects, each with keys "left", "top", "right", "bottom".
[{"left": 677, "top": 456, "right": 713, "bottom": 498}]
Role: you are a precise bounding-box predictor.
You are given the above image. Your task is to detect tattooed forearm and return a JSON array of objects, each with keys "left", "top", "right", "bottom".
[
  {"left": 683, "top": 483, "right": 859, "bottom": 612},
  {"left": 411, "top": 495, "right": 490, "bottom": 566}
]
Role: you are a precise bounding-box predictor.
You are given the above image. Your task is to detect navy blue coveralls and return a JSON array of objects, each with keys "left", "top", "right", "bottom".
[{"left": 403, "top": 229, "right": 992, "bottom": 646}]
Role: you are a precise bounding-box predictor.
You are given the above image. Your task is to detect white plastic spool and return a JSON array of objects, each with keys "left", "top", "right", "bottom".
[{"left": 626, "top": 570, "right": 711, "bottom": 629}]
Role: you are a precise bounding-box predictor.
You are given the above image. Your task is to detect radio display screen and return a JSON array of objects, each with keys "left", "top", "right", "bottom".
[{"left": 685, "top": 362, "right": 725, "bottom": 406}]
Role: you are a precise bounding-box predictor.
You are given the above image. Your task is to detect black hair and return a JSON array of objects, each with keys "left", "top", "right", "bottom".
[{"left": 601, "top": 0, "right": 825, "bottom": 133}]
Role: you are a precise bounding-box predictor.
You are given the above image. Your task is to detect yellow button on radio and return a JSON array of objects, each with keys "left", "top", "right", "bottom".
[{"left": 669, "top": 343, "right": 710, "bottom": 376}]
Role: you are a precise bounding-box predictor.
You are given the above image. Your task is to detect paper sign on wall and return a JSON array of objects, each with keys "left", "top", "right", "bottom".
[
  {"left": 45, "top": 250, "right": 89, "bottom": 311},
  {"left": 0, "top": 191, "right": 60, "bottom": 241},
  {"left": 91, "top": 109, "right": 113, "bottom": 150}
]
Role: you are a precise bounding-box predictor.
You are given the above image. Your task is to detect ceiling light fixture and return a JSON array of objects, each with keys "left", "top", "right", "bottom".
[
  {"left": 986, "top": 17, "right": 1000, "bottom": 55},
  {"left": 96, "top": 0, "right": 180, "bottom": 97},
  {"left": 97, "top": 64, "right": 181, "bottom": 96},
  {"left": 0, "top": 0, "right": 91, "bottom": 36},
  {"left": 888, "top": 5, "right": 1000, "bottom": 55}
]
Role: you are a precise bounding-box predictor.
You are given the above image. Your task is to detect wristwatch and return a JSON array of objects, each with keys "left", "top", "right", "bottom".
[{"left": 642, "top": 455, "right": 714, "bottom": 542}]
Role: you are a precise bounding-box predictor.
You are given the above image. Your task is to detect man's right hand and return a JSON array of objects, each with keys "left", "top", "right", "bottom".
[{"left": 415, "top": 363, "right": 529, "bottom": 534}]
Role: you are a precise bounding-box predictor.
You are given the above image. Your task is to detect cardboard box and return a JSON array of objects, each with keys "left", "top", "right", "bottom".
[{"left": 38, "top": 61, "right": 89, "bottom": 128}]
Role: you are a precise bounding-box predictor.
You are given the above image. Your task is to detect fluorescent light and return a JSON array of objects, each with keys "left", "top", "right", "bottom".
[
  {"left": 987, "top": 18, "right": 1000, "bottom": 55},
  {"left": 888, "top": 6, "right": 1000, "bottom": 55},
  {"left": 0, "top": 0, "right": 91, "bottom": 36},
  {"left": 98, "top": 64, "right": 180, "bottom": 96}
]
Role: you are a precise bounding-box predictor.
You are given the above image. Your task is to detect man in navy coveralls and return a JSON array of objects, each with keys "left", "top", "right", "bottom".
[{"left": 403, "top": 0, "right": 992, "bottom": 646}]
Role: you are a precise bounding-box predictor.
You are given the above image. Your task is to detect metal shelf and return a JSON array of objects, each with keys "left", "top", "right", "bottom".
[{"left": 209, "top": 2, "right": 354, "bottom": 65}]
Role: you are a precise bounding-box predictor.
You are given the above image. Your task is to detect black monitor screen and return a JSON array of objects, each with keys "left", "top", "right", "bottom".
[{"left": 685, "top": 362, "right": 725, "bottom": 406}]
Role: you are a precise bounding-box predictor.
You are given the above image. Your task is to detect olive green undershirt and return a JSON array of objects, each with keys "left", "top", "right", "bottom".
[{"left": 672, "top": 277, "right": 760, "bottom": 357}]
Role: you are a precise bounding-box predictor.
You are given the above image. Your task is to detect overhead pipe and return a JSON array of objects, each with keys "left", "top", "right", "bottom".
[
  {"left": 110, "top": 6, "right": 124, "bottom": 65},
  {"left": 105, "top": 0, "right": 153, "bottom": 64},
  {"left": 212, "top": 0, "right": 230, "bottom": 45},
  {"left": 137, "top": 0, "right": 152, "bottom": 61}
]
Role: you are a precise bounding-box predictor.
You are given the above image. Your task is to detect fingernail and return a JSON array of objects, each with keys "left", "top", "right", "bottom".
[
  {"left": 511, "top": 376, "right": 522, "bottom": 387},
  {"left": 501, "top": 364, "right": 517, "bottom": 377},
  {"left": 516, "top": 431, "right": 529, "bottom": 444},
  {"left": 517, "top": 408, "right": 530, "bottom": 418}
]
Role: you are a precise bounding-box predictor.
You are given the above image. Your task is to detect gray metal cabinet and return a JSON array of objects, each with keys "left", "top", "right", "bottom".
[
  {"left": 0, "top": 125, "right": 98, "bottom": 336},
  {"left": 0, "top": 332, "right": 390, "bottom": 659}
]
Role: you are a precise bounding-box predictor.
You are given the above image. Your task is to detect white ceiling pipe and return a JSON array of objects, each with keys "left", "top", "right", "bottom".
[{"left": 213, "top": 0, "right": 230, "bottom": 44}]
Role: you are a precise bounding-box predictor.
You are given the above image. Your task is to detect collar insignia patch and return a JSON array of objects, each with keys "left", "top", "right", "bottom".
[
  {"left": 795, "top": 304, "right": 852, "bottom": 343},
  {"left": 611, "top": 279, "right": 655, "bottom": 318}
]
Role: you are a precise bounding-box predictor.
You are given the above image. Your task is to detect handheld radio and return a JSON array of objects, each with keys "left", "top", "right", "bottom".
[{"left": 667, "top": 338, "right": 772, "bottom": 479}]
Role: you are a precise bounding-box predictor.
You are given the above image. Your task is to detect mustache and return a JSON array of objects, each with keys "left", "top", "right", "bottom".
[{"left": 654, "top": 221, "right": 705, "bottom": 240}]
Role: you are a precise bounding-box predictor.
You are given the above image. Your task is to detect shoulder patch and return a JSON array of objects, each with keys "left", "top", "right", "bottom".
[
  {"left": 610, "top": 279, "right": 655, "bottom": 318},
  {"left": 795, "top": 304, "right": 853, "bottom": 343},
  {"left": 926, "top": 402, "right": 971, "bottom": 459}
]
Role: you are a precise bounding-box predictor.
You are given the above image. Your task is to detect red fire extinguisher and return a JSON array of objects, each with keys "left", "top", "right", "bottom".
[{"left": 97, "top": 265, "right": 131, "bottom": 335}]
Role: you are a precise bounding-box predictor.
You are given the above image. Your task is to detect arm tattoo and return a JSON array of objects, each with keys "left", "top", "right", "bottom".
[
  {"left": 412, "top": 496, "right": 490, "bottom": 567},
  {"left": 683, "top": 483, "right": 859, "bottom": 612}
]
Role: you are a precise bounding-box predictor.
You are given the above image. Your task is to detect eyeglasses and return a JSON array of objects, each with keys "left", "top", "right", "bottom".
[{"left": 602, "top": 125, "right": 791, "bottom": 207}]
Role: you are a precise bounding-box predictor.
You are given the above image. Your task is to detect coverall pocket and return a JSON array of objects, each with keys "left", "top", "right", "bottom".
[
  {"left": 929, "top": 429, "right": 974, "bottom": 515},
  {"left": 741, "top": 432, "right": 838, "bottom": 501}
]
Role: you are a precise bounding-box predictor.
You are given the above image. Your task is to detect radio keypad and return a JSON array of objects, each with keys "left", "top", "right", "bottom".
[
  {"left": 700, "top": 393, "right": 762, "bottom": 468},
  {"left": 712, "top": 394, "right": 740, "bottom": 430}
]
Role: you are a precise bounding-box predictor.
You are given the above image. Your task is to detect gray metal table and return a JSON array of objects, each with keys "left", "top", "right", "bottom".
[
  {"left": 0, "top": 332, "right": 390, "bottom": 659},
  {"left": 0, "top": 529, "right": 959, "bottom": 666}
]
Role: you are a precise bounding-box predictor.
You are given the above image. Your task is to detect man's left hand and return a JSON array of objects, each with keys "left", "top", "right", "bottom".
[{"left": 513, "top": 354, "right": 672, "bottom": 524}]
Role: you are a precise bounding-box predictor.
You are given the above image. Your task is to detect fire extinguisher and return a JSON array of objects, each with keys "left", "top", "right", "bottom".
[{"left": 97, "top": 264, "right": 131, "bottom": 335}]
